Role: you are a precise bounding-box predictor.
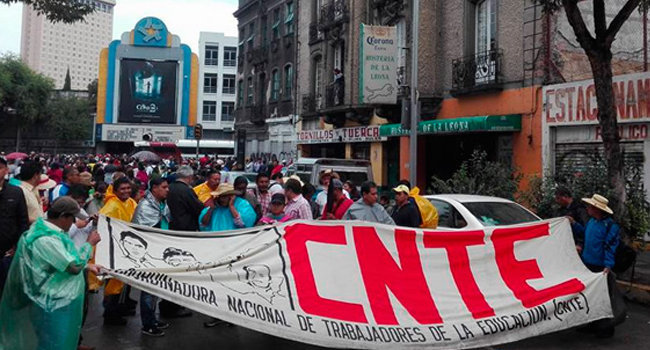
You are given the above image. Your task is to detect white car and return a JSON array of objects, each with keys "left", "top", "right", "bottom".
[{"left": 423, "top": 194, "right": 541, "bottom": 230}]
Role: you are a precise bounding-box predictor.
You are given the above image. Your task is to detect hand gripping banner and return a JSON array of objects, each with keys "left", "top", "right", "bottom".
[{"left": 95, "top": 216, "right": 612, "bottom": 349}]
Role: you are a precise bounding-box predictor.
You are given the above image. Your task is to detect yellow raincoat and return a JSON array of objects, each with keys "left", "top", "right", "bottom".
[{"left": 97, "top": 193, "right": 137, "bottom": 295}]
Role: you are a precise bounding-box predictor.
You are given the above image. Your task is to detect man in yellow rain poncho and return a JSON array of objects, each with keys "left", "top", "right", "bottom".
[
  {"left": 193, "top": 170, "right": 221, "bottom": 204},
  {"left": 98, "top": 177, "right": 137, "bottom": 325},
  {"left": 0, "top": 197, "right": 102, "bottom": 350}
]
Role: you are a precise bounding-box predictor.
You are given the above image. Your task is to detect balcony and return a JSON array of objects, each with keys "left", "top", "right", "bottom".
[
  {"left": 224, "top": 59, "right": 237, "bottom": 67},
  {"left": 319, "top": 0, "right": 349, "bottom": 31},
  {"left": 204, "top": 58, "right": 219, "bottom": 66},
  {"left": 325, "top": 84, "right": 344, "bottom": 109},
  {"left": 250, "top": 104, "right": 266, "bottom": 125},
  {"left": 222, "top": 86, "right": 236, "bottom": 95},
  {"left": 309, "top": 22, "right": 323, "bottom": 44},
  {"left": 204, "top": 86, "right": 218, "bottom": 94},
  {"left": 451, "top": 49, "right": 504, "bottom": 96}
]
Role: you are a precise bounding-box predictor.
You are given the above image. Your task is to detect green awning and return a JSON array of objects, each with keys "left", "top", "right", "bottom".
[
  {"left": 272, "top": 20, "right": 281, "bottom": 29},
  {"left": 379, "top": 114, "right": 521, "bottom": 137},
  {"left": 247, "top": 34, "right": 255, "bottom": 42}
]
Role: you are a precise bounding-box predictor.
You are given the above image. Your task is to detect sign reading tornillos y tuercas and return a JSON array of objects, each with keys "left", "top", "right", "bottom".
[
  {"left": 297, "top": 125, "right": 385, "bottom": 144},
  {"left": 359, "top": 24, "right": 398, "bottom": 105},
  {"left": 96, "top": 216, "right": 612, "bottom": 349}
]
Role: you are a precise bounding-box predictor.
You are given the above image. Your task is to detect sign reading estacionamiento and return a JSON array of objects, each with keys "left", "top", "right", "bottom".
[
  {"left": 96, "top": 217, "right": 612, "bottom": 349},
  {"left": 359, "top": 24, "right": 398, "bottom": 105}
]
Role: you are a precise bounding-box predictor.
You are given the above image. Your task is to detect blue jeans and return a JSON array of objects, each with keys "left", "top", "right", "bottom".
[{"left": 140, "top": 291, "right": 158, "bottom": 329}]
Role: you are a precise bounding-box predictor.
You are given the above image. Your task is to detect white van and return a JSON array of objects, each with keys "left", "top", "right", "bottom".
[{"left": 286, "top": 158, "right": 373, "bottom": 187}]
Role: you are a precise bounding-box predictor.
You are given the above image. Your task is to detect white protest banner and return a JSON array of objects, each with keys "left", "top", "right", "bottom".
[{"left": 96, "top": 216, "right": 612, "bottom": 349}]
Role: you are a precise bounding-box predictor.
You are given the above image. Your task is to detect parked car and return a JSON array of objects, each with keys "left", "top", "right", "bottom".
[
  {"left": 423, "top": 194, "right": 541, "bottom": 230},
  {"left": 285, "top": 158, "right": 373, "bottom": 187},
  {"left": 221, "top": 171, "right": 258, "bottom": 190}
]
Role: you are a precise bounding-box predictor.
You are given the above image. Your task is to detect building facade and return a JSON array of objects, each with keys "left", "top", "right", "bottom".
[
  {"left": 233, "top": 0, "right": 298, "bottom": 162},
  {"left": 198, "top": 32, "right": 238, "bottom": 140},
  {"left": 21, "top": 0, "right": 115, "bottom": 90},
  {"left": 95, "top": 17, "right": 199, "bottom": 154}
]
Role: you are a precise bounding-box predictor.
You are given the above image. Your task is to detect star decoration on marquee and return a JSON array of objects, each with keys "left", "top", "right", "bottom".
[{"left": 137, "top": 18, "right": 164, "bottom": 42}]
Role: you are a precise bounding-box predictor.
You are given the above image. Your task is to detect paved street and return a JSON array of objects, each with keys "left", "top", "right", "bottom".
[{"left": 82, "top": 290, "right": 650, "bottom": 350}]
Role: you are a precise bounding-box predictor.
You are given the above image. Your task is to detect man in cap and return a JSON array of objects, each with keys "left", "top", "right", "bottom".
[
  {"left": 315, "top": 169, "right": 349, "bottom": 215},
  {"left": 555, "top": 186, "right": 589, "bottom": 248},
  {"left": 0, "top": 157, "right": 29, "bottom": 297},
  {"left": 343, "top": 181, "right": 395, "bottom": 225},
  {"left": 0, "top": 196, "right": 101, "bottom": 349},
  {"left": 391, "top": 184, "right": 421, "bottom": 227}
]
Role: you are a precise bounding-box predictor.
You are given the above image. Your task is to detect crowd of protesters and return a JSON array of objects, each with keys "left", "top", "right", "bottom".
[{"left": 0, "top": 151, "right": 625, "bottom": 349}]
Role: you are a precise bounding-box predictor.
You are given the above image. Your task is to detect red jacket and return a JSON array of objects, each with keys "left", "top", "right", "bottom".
[{"left": 322, "top": 197, "right": 353, "bottom": 220}]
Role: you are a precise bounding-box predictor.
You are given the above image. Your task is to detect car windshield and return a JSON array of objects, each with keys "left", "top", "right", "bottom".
[
  {"left": 461, "top": 202, "right": 539, "bottom": 226},
  {"left": 333, "top": 171, "right": 368, "bottom": 186}
]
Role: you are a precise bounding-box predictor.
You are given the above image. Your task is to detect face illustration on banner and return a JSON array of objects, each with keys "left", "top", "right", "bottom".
[
  {"left": 163, "top": 247, "right": 198, "bottom": 267},
  {"left": 220, "top": 263, "right": 287, "bottom": 305},
  {"left": 118, "top": 231, "right": 157, "bottom": 268}
]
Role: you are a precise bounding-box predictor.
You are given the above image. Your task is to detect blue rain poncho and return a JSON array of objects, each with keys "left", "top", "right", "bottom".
[
  {"left": 0, "top": 217, "right": 92, "bottom": 350},
  {"left": 199, "top": 197, "right": 257, "bottom": 231}
]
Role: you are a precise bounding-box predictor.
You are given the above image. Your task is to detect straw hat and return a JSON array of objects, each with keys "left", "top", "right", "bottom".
[
  {"left": 582, "top": 194, "right": 614, "bottom": 215},
  {"left": 36, "top": 174, "right": 57, "bottom": 191},
  {"left": 210, "top": 183, "right": 240, "bottom": 198}
]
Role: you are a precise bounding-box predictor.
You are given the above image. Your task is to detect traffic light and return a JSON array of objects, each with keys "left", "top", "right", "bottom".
[{"left": 194, "top": 123, "right": 203, "bottom": 140}]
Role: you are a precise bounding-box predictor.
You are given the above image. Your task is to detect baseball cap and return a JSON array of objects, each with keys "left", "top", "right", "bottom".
[
  {"left": 392, "top": 184, "right": 410, "bottom": 194},
  {"left": 271, "top": 193, "right": 286, "bottom": 205},
  {"left": 49, "top": 196, "right": 89, "bottom": 220}
]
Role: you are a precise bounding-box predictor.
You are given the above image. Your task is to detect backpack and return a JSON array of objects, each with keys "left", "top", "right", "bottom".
[
  {"left": 605, "top": 220, "right": 637, "bottom": 274},
  {"left": 409, "top": 187, "right": 439, "bottom": 229}
]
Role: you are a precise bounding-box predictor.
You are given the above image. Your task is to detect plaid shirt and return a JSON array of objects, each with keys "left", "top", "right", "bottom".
[
  {"left": 285, "top": 195, "right": 313, "bottom": 221},
  {"left": 249, "top": 189, "right": 271, "bottom": 216}
]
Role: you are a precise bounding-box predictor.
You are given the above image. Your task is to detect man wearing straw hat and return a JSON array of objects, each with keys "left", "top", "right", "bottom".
[{"left": 570, "top": 193, "right": 620, "bottom": 276}]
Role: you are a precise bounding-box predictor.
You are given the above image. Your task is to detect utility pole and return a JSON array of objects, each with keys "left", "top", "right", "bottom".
[{"left": 409, "top": 0, "right": 419, "bottom": 186}]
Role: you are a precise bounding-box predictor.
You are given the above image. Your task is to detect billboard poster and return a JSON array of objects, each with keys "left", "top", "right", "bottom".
[
  {"left": 359, "top": 24, "right": 398, "bottom": 105},
  {"left": 118, "top": 59, "right": 178, "bottom": 124}
]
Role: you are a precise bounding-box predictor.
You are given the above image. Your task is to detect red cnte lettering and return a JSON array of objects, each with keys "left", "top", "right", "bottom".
[
  {"left": 284, "top": 224, "right": 367, "bottom": 323},
  {"left": 423, "top": 230, "right": 495, "bottom": 319},
  {"left": 354, "top": 227, "right": 443, "bottom": 325},
  {"left": 491, "top": 223, "right": 585, "bottom": 308}
]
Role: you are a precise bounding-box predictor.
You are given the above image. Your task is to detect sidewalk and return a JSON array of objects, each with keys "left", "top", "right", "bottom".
[{"left": 617, "top": 249, "right": 650, "bottom": 305}]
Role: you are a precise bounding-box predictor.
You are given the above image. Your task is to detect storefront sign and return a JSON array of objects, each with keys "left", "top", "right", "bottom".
[
  {"left": 379, "top": 115, "right": 522, "bottom": 137},
  {"left": 543, "top": 72, "right": 650, "bottom": 125},
  {"left": 297, "top": 126, "right": 385, "bottom": 144},
  {"left": 359, "top": 24, "right": 398, "bottom": 105},
  {"left": 555, "top": 123, "right": 650, "bottom": 143},
  {"left": 100, "top": 123, "right": 185, "bottom": 142},
  {"left": 97, "top": 217, "right": 612, "bottom": 349}
]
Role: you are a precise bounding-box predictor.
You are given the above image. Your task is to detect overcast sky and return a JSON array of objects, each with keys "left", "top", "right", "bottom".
[{"left": 0, "top": 0, "right": 238, "bottom": 55}]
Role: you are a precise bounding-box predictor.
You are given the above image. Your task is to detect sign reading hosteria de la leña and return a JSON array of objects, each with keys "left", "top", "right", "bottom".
[
  {"left": 359, "top": 24, "right": 398, "bottom": 105},
  {"left": 96, "top": 217, "right": 612, "bottom": 349}
]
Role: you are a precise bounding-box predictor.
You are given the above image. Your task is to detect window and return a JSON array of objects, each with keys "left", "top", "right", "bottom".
[
  {"left": 475, "top": 0, "right": 496, "bottom": 54},
  {"left": 238, "top": 28, "right": 245, "bottom": 52},
  {"left": 283, "top": 64, "right": 293, "bottom": 98},
  {"left": 429, "top": 200, "right": 468, "bottom": 229},
  {"left": 203, "top": 101, "right": 217, "bottom": 121},
  {"left": 222, "top": 102, "right": 235, "bottom": 121},
  {"left": 462, "top": 202, "right": 539, "bottom": 226},
  {"left": 237, "top": 79, "right": 244, "bottom": 107},
  {"left": 261, "top": 16, "right": 268, "bottom": 47},
  {"left": 313, "top": 56, "right": 323, "bottom": 107},
  {"left": 285, "top": 2, "right": 295, "bottom": 35},
  {"left": 247, "top": 77, "right": 254, "bottom": 105},
  {"left": 270, "top": 69, "right": 280, "bottom": 101},
  {"left": 205, "top": 45, "right": 219, "bottom": 65},
  {"left": 248, "top": 21, "right": 255, "bottom": 50},
  {"left": 222, "top": 74, "right": 236, "bottom": 94},
  {"left": 334, "top": 43, "right": 343, "bottom": 72},
  {"left": 272, "top": 9, "right": 281, "bottom": 39},
  {"left": 204, "top": 73, "right": 218, "bottom": 93},
  {"left": 224, "top": 46, "right": 237, "bottom": 66}
]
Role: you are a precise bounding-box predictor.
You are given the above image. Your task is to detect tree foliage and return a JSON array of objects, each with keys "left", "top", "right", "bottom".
[
  {"left": 429, "top": 150, "right": 523, "bottom": 200},
  {"left": 63, "top": 67, "right": 71, "bottom": 91},
  {"left": 0, "top": 54, "right": 54, "bottom": 128},
  {"left": 0, "top": 0, "right": 95, "bottom": 24},
  {"left": 47, "top": 95, "right": 92, "bottom": 143},
  {"left": 87, "top": 78, "right": 98, "bottom": 112}
]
